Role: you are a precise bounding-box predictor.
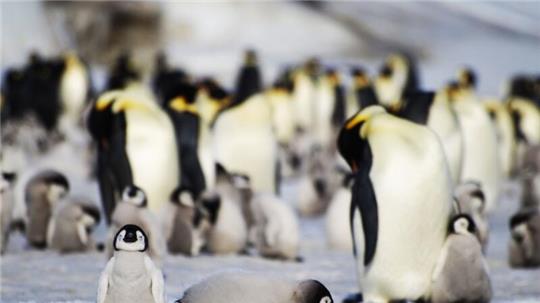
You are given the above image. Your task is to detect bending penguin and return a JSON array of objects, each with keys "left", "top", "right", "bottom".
[
  {"left": 337, "top": 106, "right": 453, "bottom": 302},
  {"left": 176, "top": 271, "right": 333, "bottom": 303},
  {"left": 431, "top": 214, "right": 492, "bottom": 303},
  {"left": 97, "top": 224, "right": 165, "bottom": 303}
]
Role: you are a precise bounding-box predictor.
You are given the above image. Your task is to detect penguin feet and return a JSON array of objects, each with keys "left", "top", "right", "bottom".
[{"left": 342, "top": 292, "right": 363, "bottom": 303}]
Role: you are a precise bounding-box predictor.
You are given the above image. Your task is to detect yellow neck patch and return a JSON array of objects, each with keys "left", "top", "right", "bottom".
[{"left": 169, "top": 97, "right": 198, "bottom": 114}]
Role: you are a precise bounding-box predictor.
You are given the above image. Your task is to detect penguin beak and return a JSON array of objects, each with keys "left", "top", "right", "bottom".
[{"left": 169, "top": 97, "right": 198, "bottom": 114}]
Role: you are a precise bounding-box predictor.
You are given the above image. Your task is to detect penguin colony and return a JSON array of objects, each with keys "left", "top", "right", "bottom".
[{"left": 1, "top": 49, "right": 540, "bottom": 303}]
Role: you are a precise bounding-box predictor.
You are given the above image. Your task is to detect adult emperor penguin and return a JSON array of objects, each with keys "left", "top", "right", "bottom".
[
  {"left": 268, "top": 69, "right": 296, "bottom": 146},
  {"left": 58, "top": 51, "right": 90, "bottom": 133},
  {"left": 450, "top": 77, "right": 501, "bottom": 211},
  {"left": 162, "top": 82, "right": 207, "bottom": 197},
  {"left": 337, "top": 106, "right": 453, "bottom": 302},
  {"left": 1, "top": 171, "right": 17, "bottom": 254},
  {"left": 47, "top": 199, "right": 101, "bottom": 253},
  {"left": 160, "top": 186, "right": 211, "bottom": 256},
  {"left": 25, "top": 170, "right": 70, "bottom": 249},
  {"left": 97, "top": 224, "right": 165, "bottom": 303},
  {"left": 105, "top": 52, "right": 141, "bottom": 90},
  {"left": 176, "top": 271, "right": 333, "bottom": 303},
  {"left": 374, "top": 54, "right": 419, "bottom": 111},
  {"left": 97, "top": 85, "right": 180, "bottom": 213},
  {"left": 313, "top": 68, "right": 346, "bottom": 148},
  {"left": 484, "top": 99, "right": 516, "bottom": 178},
  {"left": 107, "top": 186, "right": 166, "bottom": 267},
  {"left": 431, "top": 214, "right": 492, "bottom": 303},
  {"left": 346, "top": 67, "right": 378, "bottom": 119},
  {"left": 292, "top": 58, "right": 320, "bottom": 132},
  {"left": 508, "top": 97, "right": 540, "bottom": 170},
  {"left": 508, "top": 208, "right": 540, "bottom": 268},
  {"left": 213, "top": 50, "right": 278, "bottom": 193}
]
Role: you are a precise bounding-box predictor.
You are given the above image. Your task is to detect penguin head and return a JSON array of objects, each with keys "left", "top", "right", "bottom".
[
  {"left": 122, "top": 185, "right": 147, "bottom": 208},
  {"left": 449, "top": 214, "right": 476, "bottom": 235},
  {"left": 454, "top": 181, "right": 486, "bottom": 214},
  {"left": 337, "top": 106, "right": 386, "bottom": 172},
  {"left": 198, "top": 78, "right": 229, "bottom": 101},
  {"left": 114, "top": 224, "right": 148, "bottom": 252},
  {"left": 44, "top": 171, "right": 70, "bottom": 203},
  {"left": 458, "top": 67, "right": 477, "bottom": 90},
  {"left": 170, "top": 186, "right": 196, "bottom": 208},
  {"left": 509, "top": 209, "right": 537, "bottom": 247},
  {"left": 305, "top": 57, "right": 321, "bottom": 79},
  {"left": 79, "top": 204, "right": 101, "bottom": 231},
  {"left": 325, "top": 68, "right": 340, "bottom": 86},
  {"left": 199, "top": 191, "right": 222, "bottom": 225},
  {"left": 294, "top": 279, "right": 333, "bottom": 303},
  {"left": 0, "top": 171, "right": 16, "bottom": 194},
  {"left": 244, "top": 49, "right": 258, "bottom": 66},
  {"left": 351, "top": 67, "right": 370, "bottom": 89}
]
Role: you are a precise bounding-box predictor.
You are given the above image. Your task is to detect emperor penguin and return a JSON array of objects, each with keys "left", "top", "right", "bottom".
[
  {"left": 106, "top": 185, "right": 166, "bottom": 267},
  {"left": 195, "top": 78, "right": 228, "bottom": 125},
  {"left": 346, "top": 67, "right": 378, "bottom": 119},
  {"left": 508, "top": 208, "right": 540, "bottom": 268},
  {"left": 519, "top": 145, "right": 540, "bottom": 210},
  {"left": 99, "top": 86, "right": 180, "bottom": 213},
  {"left": 268, "top": 69, "right": 296, "bottom": 146},
  {"left": 484, "top": 100, "right": 516, "bottom": 178},
  {"left": 508, "top": 97, "right": 540, "bottom": 170},
  {"left": 176, "top": 271, "right": 334, "bottom": 303},
  {"left": 97, "top": 224, "right": 165, "bottom": 303},
  {"left": 213, "top": 50, "right": 278, "bottom": 193},
  {"left": 250, "top": 193, "right": 301, "bottom": 261},
  {"left": 47, "top": 199, "right": 101, "bottom": 253},
  {"left": 337, "top": 106, "right": 453, "bottom": 302},
  {"left": 25, "top": 170, "right": 70, "bottom": 249},
  {"left": 454, "top": 181, "right": 489, "bottom": 251},
  {"left": 374, "top": 54, "right": 419, "bottom": 111},
  {"left": 431, "top": 214, "right": 492, "bottom": 303},
  {"left": 449, "top": 77, "right": 501, "bottom": 211},
  {"left": 160, "top": 186, "right": 211, "bottom": 256},
  {"left": 292, "top": 58, "right": 320, "bottom": 132},
  {"left": 58, "top": 51, "right": 90, "bottom": 133},
  {"left": 326, "top": 172, "right": 354, "bottom": 251},
  {"left": 151, "top": 51, "right": 189, "bottom": 105},
  {"left": 105, "top": 52, "right": 141, "bottom": 90},
  {"left": 1, "top": 171, "right": 17, "bottom": 254},
  {"left": 313, "top": 68, "right": 346, "bottom": 148},
  {"left": 162, "top": 82, "right": 207, "bottom": 197}
]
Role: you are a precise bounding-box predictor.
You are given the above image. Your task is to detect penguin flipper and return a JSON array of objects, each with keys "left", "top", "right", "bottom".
[
  {"left": 145, "top": 255, "right": 165, "bottom": 303},
  {"left": 97, "top": 257, "right": 115, "bottom": 303},
  {"left": 352, "top": 173, "right": 378, "bottom": 266}
]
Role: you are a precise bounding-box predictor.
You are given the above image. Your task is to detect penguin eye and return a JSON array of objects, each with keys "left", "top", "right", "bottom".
[{"left": 320, "top": 296, "right": 332, "bottom": 303}]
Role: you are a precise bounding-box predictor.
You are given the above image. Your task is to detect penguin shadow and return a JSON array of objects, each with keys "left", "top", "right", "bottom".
[{"left": 342, "top": 293, "right": 427, "bottom": 303}]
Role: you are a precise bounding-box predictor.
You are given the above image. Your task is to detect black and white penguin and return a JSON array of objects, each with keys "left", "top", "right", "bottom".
[
  {"left": 160, "top": 186, "right": 211, "bottom": 256},
  {"left": 24, "top": 170, "right": 70, "bottom": 249},
  {"left": 213, "top": 50, "right": 278, "bottom": 193},
  {"left": 0, "top": 171, "right": 17, "bottom": 254},
  {"left": 450, "top": 75, "right": 501, "bottom": 211},
  {"left": 151, "top": 51, "right": 189, "bottom": 106},
  {"left": 105, "top": 52, "right": 141, "bottom": 91},
  {"left": 453, "top": 181, "right": 489, "bottom": 251},
  {"left": 195, "top": 77, "right": 229, "bottom": 126},
  {"left": 97, "top": 224, "right": 165, "bottom": 303},
  {"left": 313, "top": 68, "right": 346, "bottom": 148},
  {"left": 47, "top": 199, "right": 101, "bottom": 253},
  {"left": 106, "top": 185, "right": 166, "bottom": 266},
  {"left": 292, "top": 58, "right": 320, "bottom": 132},
  {"left": 508, "top": 97, "right": 540, "bottom": 170},
  {"left": 374, "top": 54, "right": 419, "bottom": 111},
  {"left": 176, "top": 271, "right": 333, "bottom": 303},
  {"left": 518, "top": 145, "right": 539, "bottom": 210},
  {"left": 162, "top": 82, "right": 207, "bottom": 197},
  {"left": 326, "top": 172, "right": 354, "bottom": 251},
  {"left": 337, "top": 106, "right": 452, "bottom": 301},
  {"left": 250, "top": 193, "right": 301, "bottom": 261},
  {"left": 346, "top": 67, "right": 378, "bottom": 119},
  {"left": 431, "top": 214, "right": 492, "bottom": 303},
  {"left": 508, "top": 208, "right": 540, "bottom": 268},
  {"left": 93, "top": 86, "right": 180, "bottom": 213},
  {"left": 268, "top": 68, "right": 296, "bottom": 146},
  {"left": 484, "top": 99, "right": 516, "bottom": 178}
]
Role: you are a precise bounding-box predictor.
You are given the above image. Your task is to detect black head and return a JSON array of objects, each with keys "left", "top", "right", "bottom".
[
  {"left": 113, "top": 224, "right": 148, "bottom": 252},
  {"left": 510, "top": 209, "right": 538, "bottom": 229},
  {"left": 200, "top": 193, "right": 221, "bottom": 225},
  {"left": 449, "top": 214, "right": 476, "bottom": 235},
  {"left": 295, "top": 279, "right": 333, "bottom": 303},
  {"left": 198, "top": 78, "right": 229, "bottom": 101},
  {"left": 122, "top": 185, "right": 147, "bottom": 208},
  {"left": 351, "top": 67, "right": 366, "bottom": 77},
  {"left": 170, "top": 186, "right": 196, "bottom": 208},
  {"left": 459, "top": 67, "right": 477, "bottom": 89},
  {"left": 80, "top": 204, "right": 101, "bottom": 226},
  {"left": 43, "top": 171, "right": 70, "bottom": 192},
  {"left": 2, "top": 171, "right": 17, "bottom": 183},
  {"left": 337, "top": 111, "right": 373, "bottom": 173},
  {"left": 379, "top": 63, "right": 393, "bottom": 78},
  {"left": 244, "top": 49, "right": 258, "bottom": 66}
]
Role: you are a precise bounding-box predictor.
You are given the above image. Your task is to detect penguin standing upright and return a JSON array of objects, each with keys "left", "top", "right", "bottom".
[
  {"left": 484, "top": 99, "right": 516, "bottom": 178},
  {"left": 97, "top": 224, "right": 165, "bottom": 303},
  {"left": 268, "top": 69, "right": 296, "bottom": 146},
  {"left": 374, "top": 54, "right": 419, "bottom": 111},
  {"left": 450, "top": 71, "right": 501, "bottom": 211},
  {"left": 105, "top": 52, "right": 140, "bottom": 91},
  {"left": 58, "top": 52, "right": 90, "bottom": 133},
  {"left": 292, "top": 58, "right": 320, "bottom": 132},
  {"left": 313, "top": 68, "right": 345, "bottom": 148},
  {"left": 213, "top": 50, "right": 278, "bottom": 193},
  {"left": 176, "top": 271, "right": 333, "bottom": 303},
  {"left": 25, "top": 170, "right": 70, "bottom": 249},
  {"left": 346, "top": 67, "right": 378, "bottom": 119},
  {"left": 508, "top": 97, "right": 540, "bottom": 170},
  {"left": 508, "top": 208, "right": 540, "bottom": 268},
  {"left": 431, "top": 214, "right": 492, "bottom": 303},
  {"left": 454, "top": 181, "right": 489, "bottom": 251},
  {"left": 337, "top": 106, "right": 452, "bottom": 302}
]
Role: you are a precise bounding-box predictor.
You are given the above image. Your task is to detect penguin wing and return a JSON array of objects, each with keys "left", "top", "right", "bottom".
[
  {"left": 97, "top": 257, "right": 115, "bottom": 303},
  {"left": 145, "top": 255, "right": 165, "bottom": 303}
]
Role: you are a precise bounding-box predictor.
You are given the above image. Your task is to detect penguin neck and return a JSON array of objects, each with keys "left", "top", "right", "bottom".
[{"left": 113, "top": 251, "right": 148, "bottom": 277}]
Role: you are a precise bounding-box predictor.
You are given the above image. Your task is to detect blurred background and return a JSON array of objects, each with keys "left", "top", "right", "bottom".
[{"left": 2, "top": 1, "right": 540, "bottom": 94}]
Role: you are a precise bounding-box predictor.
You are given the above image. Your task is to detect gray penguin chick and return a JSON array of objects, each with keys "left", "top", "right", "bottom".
[
  {"left": 508, "top": 208, "right": 540, "bottom": 268},
  {"left": 454, "top": 181, "right": 489, "bottom": 251},
  {"left": 431, "top": 214, "right": 492, "bottom": 303}
]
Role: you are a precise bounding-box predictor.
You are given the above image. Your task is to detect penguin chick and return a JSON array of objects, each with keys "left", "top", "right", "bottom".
[
  {"left": 106, "top": 185, "right": 166, "bottom": 266},
  {"left": 508, "top": 208, "right": 540, "bottom": 268},
  {"left": 519, "top": 145, "right": 540, "bottom": 209},
  {"left": 177, "top": 271, "right": 333, "bottom": 303},
  {"left": 431, "top": 214, "right": 492, "bottom": 303},
  {"left": 325, "top": 172, "right": 354, "bottom": 251},
  {"left": 1, "top": 171, "right": 17, "bottom": 254},
  {"left": 251, "top": 193, "right": 301, "bottom": 261},
  {"left": 97, "top": 224, "right": 165, "bottom": 303},
  {"left": 24, "top": 170, "right": 69, "bottom": 249},
  {"left": 453, "top": 181, "right": 489, "bottom": 252},
  {"left": 160, "top": 186, "right": 211, "bottom": 256},
  {"left": 199, "top": 189, "right": 248, "bottom": 254},
  {"left": 47, "top": 198, "right": 101, "bottom": 253}
]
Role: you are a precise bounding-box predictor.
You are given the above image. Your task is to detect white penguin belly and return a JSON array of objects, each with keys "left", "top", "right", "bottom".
[{"left": 326, "top": 188, "right": 352, "bottom": 250}]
